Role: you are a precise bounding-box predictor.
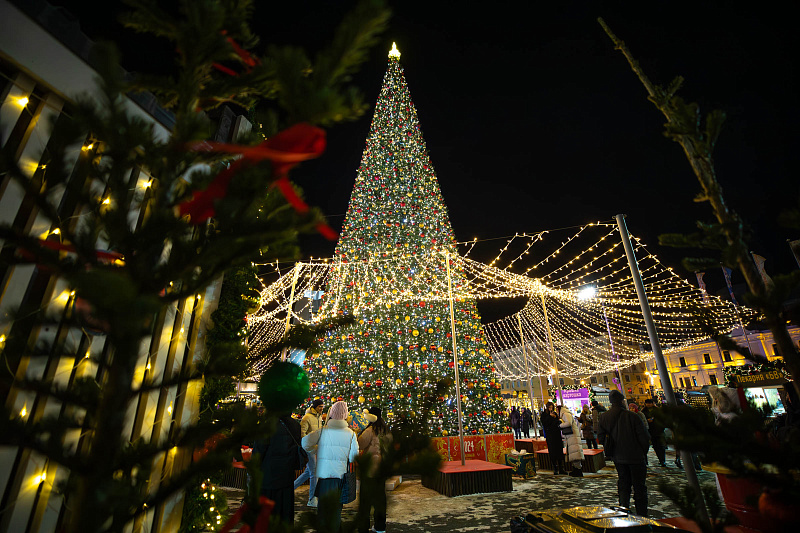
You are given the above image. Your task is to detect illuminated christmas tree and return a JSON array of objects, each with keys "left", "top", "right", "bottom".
[{"left": 307, "top": 44, "right": 508, "bottom": 436}]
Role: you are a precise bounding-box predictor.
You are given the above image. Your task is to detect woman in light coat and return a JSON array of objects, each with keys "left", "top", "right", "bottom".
[
  {"left": 302, "top": 401, "right": 359, "bottom": 532},
  {"left": 558, "top": 405, "right": 585, "bottom": 477}
]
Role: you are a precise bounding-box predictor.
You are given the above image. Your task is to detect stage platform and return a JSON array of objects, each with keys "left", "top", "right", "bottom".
[
  {"left": 513, "top": 437, "right": 547, "bottom": 453},
  {"left": 422, "top": 460, "right": 513, "bottom": 497}
]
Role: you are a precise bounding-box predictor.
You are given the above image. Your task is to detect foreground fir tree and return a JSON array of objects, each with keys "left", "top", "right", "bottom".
[
  {"left": 0, "top": 0, "right": 389, "bottom": 531},
  {"left": 308, "top": 45, "right": 508, "bottom": 436}
]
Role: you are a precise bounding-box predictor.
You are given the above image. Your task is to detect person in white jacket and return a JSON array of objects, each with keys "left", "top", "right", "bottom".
[
  {"left": 559, "top": 405, "right": 585, "bottom": 477},
  {"left": 302, "top": 401, "right": 359, "bottom": 532}
]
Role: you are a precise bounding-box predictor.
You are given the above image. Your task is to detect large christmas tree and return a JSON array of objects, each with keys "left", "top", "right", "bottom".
[{"left": 307, "top": 45, "right": 508, "bottom": 436}]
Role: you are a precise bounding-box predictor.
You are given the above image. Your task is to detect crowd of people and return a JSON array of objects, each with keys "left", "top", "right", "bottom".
[
  {"left": 511, "top": 391, "right": 679, "bottom": 517},
  {"left": 252, "top": 390, "right": 716, "bottom": 529},
  {"left": 253, "top": 399, "right": 391, "bottom": 533}
]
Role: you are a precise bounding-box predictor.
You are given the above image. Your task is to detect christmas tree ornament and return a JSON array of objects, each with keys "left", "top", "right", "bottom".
[{"left": 258, "top": 361, "right": 309, "bottom": 413}]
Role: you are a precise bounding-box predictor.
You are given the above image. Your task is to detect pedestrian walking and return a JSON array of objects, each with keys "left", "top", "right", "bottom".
[
  {"left": 302, "top": 400, "right": 359, "bottom": 532},
  {"left": 559, "top": 406, "right": 585, "bottom": 476},
  {"left": 357, "top": 406, "right": 392, "bottom": 533},
  {"left": 511, "top": 406, "right": 521, "bottom": 439},
  {"left": 578, "top": 404, "right": 598, "bottom": 449},
  {"left": 642, "top": 398, "right": 667, "bottom": 467},
  {"left": 295, "top": 399, "right": 325, "bottom": 507},
  {"left": 252, "top": 411, "right": 305, "bottom": 524},
  {"left": 541, "top": 402, "right": 566, "bottom": 474},
  {"left": 591, "top": 400, "right": 606, "bottom": 437},
  {"left": 521, "top": 408, "right": 533, "bottom": 438},
  {"left": 598, "top": 390, "right": 650, "bottom": 516}
]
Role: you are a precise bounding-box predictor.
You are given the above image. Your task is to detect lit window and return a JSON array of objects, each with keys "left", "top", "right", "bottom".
[
  {"left": 703, "top": 353, "right": 712, "bottom": 365},
  {"left": 679, "top": 357, "right": 687, "bottom": 367}
]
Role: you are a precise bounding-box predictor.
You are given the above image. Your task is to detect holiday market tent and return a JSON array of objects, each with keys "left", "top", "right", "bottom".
[{"left": 245, "top": 44, "right": 755, "bottom": 435}]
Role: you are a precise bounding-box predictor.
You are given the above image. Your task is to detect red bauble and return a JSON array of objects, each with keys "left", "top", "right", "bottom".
[
  {"left": 376, "top": 380, "right": 383, "bottom": 386},
  {"left": 408, "top": 380, "right": 414, "bottom": 386},
  {"left": 448, "top": 362, "right": 454, "bottom": 368},
  {"left": 422, "top": 364, "right": 428, "bottom": 370}
]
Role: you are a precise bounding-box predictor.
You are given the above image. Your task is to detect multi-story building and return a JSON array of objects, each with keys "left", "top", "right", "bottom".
[
  {"left": 0, "top": 2, "right": 250, "bottom": 531},
  {"left": 644, "top": 325, "right": 800, "bottom": 391}
]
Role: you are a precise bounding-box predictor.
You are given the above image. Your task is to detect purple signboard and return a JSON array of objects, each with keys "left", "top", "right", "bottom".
[{"left": 558, "top": 388, "right": 589, "bottom": 401}]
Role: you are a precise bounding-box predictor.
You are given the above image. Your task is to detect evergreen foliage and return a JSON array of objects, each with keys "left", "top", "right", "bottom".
[{"left": 0, "top": 1, "right": 389, "bottom": 531}]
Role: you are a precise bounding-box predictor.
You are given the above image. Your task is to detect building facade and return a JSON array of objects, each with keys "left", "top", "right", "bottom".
[{"left": 0, "top": 2, "right": 241, "bottom": 531}]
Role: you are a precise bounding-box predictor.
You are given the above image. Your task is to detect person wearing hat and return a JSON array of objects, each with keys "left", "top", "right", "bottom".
[
  {"left": 598, "top": 390, "right": 650, "bottom": 516},
  {"left": 357, "top": 407, "right": 392, "bottom": 533},
  {"left": 303, "top": 400, "right": 359, "bottom": 532},
  {"left": 295, "top": 399, "right": 325, "bottom": 506}
]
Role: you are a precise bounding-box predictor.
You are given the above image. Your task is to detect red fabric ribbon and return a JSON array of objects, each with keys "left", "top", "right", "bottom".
[
  {"left": 213, "top": 32, "right": 261, "bottom": 76},
  {"left": 219, "top": 496, "right": 274, "bottom": 533},
  {"left": 179, "top": 123, "right": 337, "bottom": 239}
]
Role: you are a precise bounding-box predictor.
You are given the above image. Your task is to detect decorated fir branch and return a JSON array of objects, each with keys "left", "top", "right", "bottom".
[
  {"left": 0, "top": 1, "right": 389, "bottom": 532},
  {"left": 598, "top": 18, "right": 800, "bottom": 397}
]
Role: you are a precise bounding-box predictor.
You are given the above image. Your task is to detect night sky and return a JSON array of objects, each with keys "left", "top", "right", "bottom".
[{"left": 49, "top": 1, "right": 800, "bottom": 319}]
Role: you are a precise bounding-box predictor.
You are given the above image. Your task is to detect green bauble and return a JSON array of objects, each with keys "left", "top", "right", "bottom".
[{"left": 258, "top": 361, "right": 309, "bottom": 413}]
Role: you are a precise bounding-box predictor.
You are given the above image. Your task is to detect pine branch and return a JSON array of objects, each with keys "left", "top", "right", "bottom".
[{"left": 599, "top": 18, "right": 800, "bottom": 398}]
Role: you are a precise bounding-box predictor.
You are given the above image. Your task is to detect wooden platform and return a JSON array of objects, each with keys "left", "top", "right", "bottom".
[
  {"left": 422, "top": 460, "right": 513, "bottom": 497},
  {"left": 514, "top": 438, "right": 547, "bottom": 453},
  {"left": 535, "top": 448, "right": 606, "bottom": 473}
]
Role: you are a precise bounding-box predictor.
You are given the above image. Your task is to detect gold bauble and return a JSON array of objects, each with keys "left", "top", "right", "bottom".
[
  {"left": 412, "top": 329, "right": 419, "bottom": 336},
  {"left": 395, "top": 379, "right": 402, "bottom": 385},
  {"left": 387, "top": 361, "right": 395, "bottom": 368},
  {"left": 358, "top": 396, "right": 365, "bottom": 404},
  {"left": 358, "top": 381, "right": 364, "bottom": 387},
  {"left": 442, "top": 430, "right": 448, "bottom": 436}
]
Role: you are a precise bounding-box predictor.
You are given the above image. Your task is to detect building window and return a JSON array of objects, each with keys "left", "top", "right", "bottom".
[
  {"left": 703, "top": 353, "right": 712, "bottom": 364},
  {"left": 625, "top": 374, "right": 631, "bottom": 382},
  {"left": 772, "top": 343, "right": 780, "bottom": 356},
  {"left": 679, "top": 357, "right": 687, "bottom": 367},
  {"left": 679, "top": 377, "right": 685, "bottom": 388},
  {"left": 603, "top": 375, "right": 608, "bottom": 383},
  {"left": 590, "top": 376, "right": 597, "bottom": 384},
  {"left": 639, "top": 387, "right": 644, "bottom": 394},
  {"left": 692, "top": 376, "right": 698, "bottom": 387},
  {"left": 710, "top": 375, "right": 718, "bottom": 385},
  {"left": 636, "top": 375, "right": 641, "bottom": 382},
  {"left": 723, "top": 350, "right": 732, "bottom": 362}
]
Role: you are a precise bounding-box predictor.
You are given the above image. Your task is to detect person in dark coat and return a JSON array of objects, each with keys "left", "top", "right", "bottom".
[
  {"left": 642, "top": 398, "right": 667, "bottom": 467},
  {"left": 510, "top": 406, "right": 521, "bottom": 439},
  {"left": 521, "top": 408, "right": 533, "bottom": 438},
  {"left": 598, "top": 390, "right": 650, "bottom": 516},
  {"left": 540, "top": 402, "right": 566, "bottom": 474},
  {"left": 252, "top": 413, "right": 305, "bottom": 524}
]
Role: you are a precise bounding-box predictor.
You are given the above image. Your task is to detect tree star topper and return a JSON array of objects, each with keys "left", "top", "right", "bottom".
[{"left": 388, "top": 42, "right": 401, "bottom": 59}]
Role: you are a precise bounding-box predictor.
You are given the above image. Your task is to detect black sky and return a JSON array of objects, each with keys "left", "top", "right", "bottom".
[{"left": 48, "top": 1, "right": 800, "bottom": 313}]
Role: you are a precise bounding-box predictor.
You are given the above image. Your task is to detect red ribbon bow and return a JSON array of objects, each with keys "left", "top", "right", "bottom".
[
  {"left": 179, "top": 123, "right": 337, "bottom": 240},
  {"left": 218, "top": 496, "right": 274, "bottom": 533}
]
